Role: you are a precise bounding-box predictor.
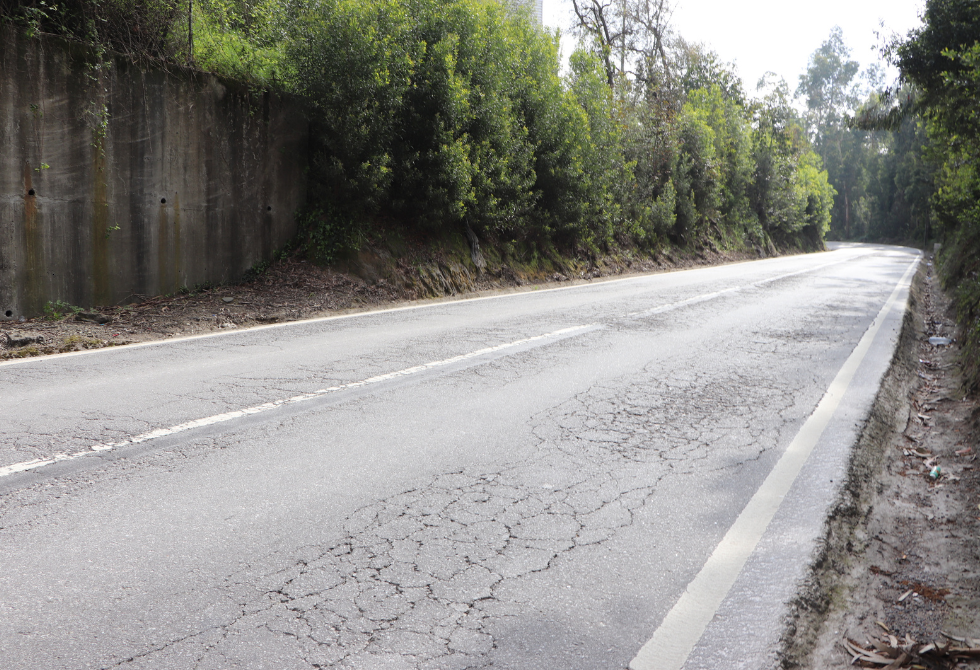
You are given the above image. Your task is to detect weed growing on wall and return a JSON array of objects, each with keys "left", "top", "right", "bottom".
[{"left": 43, "top": 300, "right": 83, "bottom": 320}]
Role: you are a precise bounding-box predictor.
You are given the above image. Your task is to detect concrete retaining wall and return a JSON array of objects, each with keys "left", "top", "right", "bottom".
[{"left": 0, "top": 26, "right": 307, "bottom": 318}]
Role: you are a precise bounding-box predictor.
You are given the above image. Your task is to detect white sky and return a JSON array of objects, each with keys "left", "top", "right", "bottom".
[{"left": 543, "top": 0, "right": 926, "bottom": 96}]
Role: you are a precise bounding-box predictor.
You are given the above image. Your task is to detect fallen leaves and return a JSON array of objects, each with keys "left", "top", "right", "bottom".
[
  {"left": 842, "top": 632, "right": 980, "bottom": 668},
  {"left": 904, "top": 448, "right": 933, "bottom": 459},
  {"left": 833, "top": 278, "right": 980, "bottom": 670}
]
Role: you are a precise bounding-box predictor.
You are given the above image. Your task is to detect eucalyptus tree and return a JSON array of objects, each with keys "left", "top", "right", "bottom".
[
  {"left": 797, "top": 27, "right": 879, "bottom": 238},
  {"left": 891, "top": 0, "right": 980, "bottom": 389},
  {"left": 675, "top": 41, "right": 744, "bottom": 105},
  {"left": 750, "top": 74, "right": 834, "bottom": 249},
  {"left": 796, "top": 27, "right": 862, "bottom": 142},
  {"left": 569, "top": 0, "right": 621, "bottom": 86},
  {"left": 569, "top": 0, "right": 674, "bottom": 93}
]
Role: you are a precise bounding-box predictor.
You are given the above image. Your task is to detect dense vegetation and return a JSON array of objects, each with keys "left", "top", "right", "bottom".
[
  {"left": 793, "top": 2, "right": 979, "bottom": 389},
  {"left": 5, "top": 0, "right": 974, "bottom": 385},
  {"left": 2, "top": 0, "right": 835, "bottom": 263},
  {"left": 894, "top": 0, "right": 980, "bottom": 391},
  {"left": 792, "top": 28, "right": 934, "bottom": 245}
]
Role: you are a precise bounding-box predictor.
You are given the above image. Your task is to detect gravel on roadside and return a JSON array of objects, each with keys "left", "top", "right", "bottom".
[
  {"left": 785, "top": 257, "right": 980, "bottom": 669},
  {"left": 0, "top": 246, "right": 755, "bottom": 361}
]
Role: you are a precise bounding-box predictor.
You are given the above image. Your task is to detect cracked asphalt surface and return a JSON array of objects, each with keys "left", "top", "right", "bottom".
[{"left": 0, "top": 243, "right": 918, "bottom": 669}]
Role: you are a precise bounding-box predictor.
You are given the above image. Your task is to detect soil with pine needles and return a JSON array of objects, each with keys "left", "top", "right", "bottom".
[
  {"left": 0, "top": 245, "right": 755, "bottom": 360},
  {"left": 791, "top": 257, "right": 980, "bottom": 669}
]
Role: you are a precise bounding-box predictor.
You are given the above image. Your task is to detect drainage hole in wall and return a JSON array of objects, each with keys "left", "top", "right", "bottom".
[
  {"left": 266, "top": 206, "right": 272, "bottom": 211},
  {"left": 4, "top": 310, "right": 12, "bottom": 318},
  {"left": 28, "top": 189, "right": 35, "bottom": 196},
  {"left": 161, "top": 198, "right": 167, "bottom": 204}
]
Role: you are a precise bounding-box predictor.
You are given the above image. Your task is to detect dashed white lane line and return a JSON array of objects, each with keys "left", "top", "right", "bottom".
[
  {"left": 0, "top": 325, "right": 596, "bottom": 479},
  {"left": 0, "top": 251, "right": 880, "bottom": 481},
  {"left": 624, "top": 256, "right": 863, "bottom": 319},
  {"left": 628, "top": 256, "right": 920, "bottom": 670},
  {"left": 0, "top": 249, "right": 872, "bottom": 370}
]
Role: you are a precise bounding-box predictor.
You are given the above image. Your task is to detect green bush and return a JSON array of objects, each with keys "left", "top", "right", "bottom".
[
  {"left": 672, "top": 102, "right": 721, "bottom": 242},
  {"left": 282, "top": 0, "right": 631, "bottom": 251},
  {"left": 192, "top": 0, "right": 289, "bottom": 85},
  {"left": 2, "top": 0, "right": 836, "bottom": 261},
  {"left": 634, "top": 179, "right": 676, "bottom": 248},
  {"left": 686, "top": 86, "right": 757, "bottom": 236},
  {"left": 2, "top": 0, "right": 188, "bottom": 60}
]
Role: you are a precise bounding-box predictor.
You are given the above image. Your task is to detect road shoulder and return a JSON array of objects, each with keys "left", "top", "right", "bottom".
[
  {"left": 0, "top": 247, "right": 765, "bottom": 362},
  {"left": 784, "top": 257, "right": 980, "bottom": 669}
]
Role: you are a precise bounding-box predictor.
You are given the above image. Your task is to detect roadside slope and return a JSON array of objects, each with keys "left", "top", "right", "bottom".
[
  {"left": 0, "top": 244, "right": 762, "bottom": 361},
  {"left": 785, "top": 257, "right": 980, "bottom": 669}
]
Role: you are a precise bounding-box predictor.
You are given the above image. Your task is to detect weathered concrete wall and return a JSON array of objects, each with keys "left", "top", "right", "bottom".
[{"left": 0, "top": 26, "right": 307, "bottom": 318}]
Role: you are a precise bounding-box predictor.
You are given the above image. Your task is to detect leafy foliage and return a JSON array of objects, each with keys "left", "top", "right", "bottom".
[
  {"left": 566, "top": 0, "right": 833, "bottom": 253},
  {"left": 1, "top": 0, "right": 190, "bottom": 60},
  {"left": 855, "top": 0, "right": 980, "bottom": 390},
  {"left": 43, "top": 300, "right": 83, "bottom": 320},
  {"left": 282, "top": 0, "right": 639, "bottom": 258},
  {"left": 855, "top": 112, "right": 935, "bottom": 242},
  {"left": 2, "top": 0, "right": 835, "bottom": 264},
  {"left": 896, "top": 0, "right": 980, "bottom": 140},
  {"left": 686, "top": 86, "right": 755, "bottom": 234},
  {"left": 796, "top": 27, "right": 884, "bottom": 240},
  {"left": 889, "top": 0, "right": 980, "bottom": 391},
  {"left": 192, "top": 0, "right": 290, "bottom": 84},
  {"left": 672, "top": 101, "right": 720, "bottom": 241},
  {"left": 749, "top": 76, "right": 834, "bottom": 249}
]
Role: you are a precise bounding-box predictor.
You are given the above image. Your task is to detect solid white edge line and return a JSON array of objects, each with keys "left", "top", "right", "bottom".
[
  {"left": 0, "top": 324, "right": 597, "bottom": 479},
  {"left": 628, "top": 255, "right": 920, "bottom": 670},
  {"left": 0, "top": 248, "right": 876, "bottom": 368}
]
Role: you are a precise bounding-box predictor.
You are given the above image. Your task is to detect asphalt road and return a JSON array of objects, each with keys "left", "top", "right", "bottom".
[{"left": 0, "top": 243, "right": 919, "bottom": 670}]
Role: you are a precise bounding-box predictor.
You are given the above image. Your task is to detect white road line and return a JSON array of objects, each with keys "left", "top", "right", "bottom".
[
  {"left": 628, "top": 256, "right": 920, "bottom": 670},
  {"left": 0, "top": 251, "right": 885, "bottom": 481},
  {"left": 627, "top": 288, "right": 742, "bottom": 318},
  {"left": 625, "top": 257, "right": 865, "bottom": 319},
  {"left": 750, "top": 259, "right": 847, "bottom": 286},
  {"left": 0, "top": 249, "right": 870, "bottom": 369},
  {"left": 0, "top": 325, "right": 595, "bottom": 479}
]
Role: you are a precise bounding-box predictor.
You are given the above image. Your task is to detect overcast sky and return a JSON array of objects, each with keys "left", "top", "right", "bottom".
[{"left": 542, "top": 0, "right": 926, "bottom": 95}]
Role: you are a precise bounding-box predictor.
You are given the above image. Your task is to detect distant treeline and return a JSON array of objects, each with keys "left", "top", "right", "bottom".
[
  {"left": 801, "top": 1, "right": 979, "bottom": 389},
  {"left": 896, "top": 0, "right": 980, "bottom": 391},
  {"left": 792, "top": 27, "right": 934, "bottom": 247},
  {"left": 1, "top": 0, "right": 835, "bottom": 261}
]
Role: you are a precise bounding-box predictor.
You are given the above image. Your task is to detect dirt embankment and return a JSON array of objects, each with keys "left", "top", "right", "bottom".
[
  {"left": 0, "top": 244, "right": 758, "bottom": 361},
  {"left": 783, "top": 258, "right": 980, "bottom": 669}
]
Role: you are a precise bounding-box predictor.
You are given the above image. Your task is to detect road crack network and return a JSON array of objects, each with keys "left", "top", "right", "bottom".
[{"left": 108, "top": 360, "right": 797, "bottom": 670}]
